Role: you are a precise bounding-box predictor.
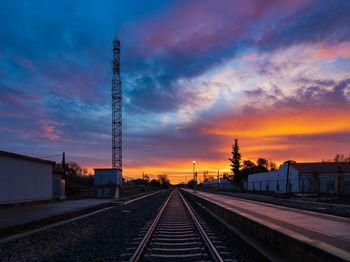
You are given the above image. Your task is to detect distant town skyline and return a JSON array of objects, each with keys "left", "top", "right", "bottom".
[{"left": 1, "top": 0, "right": 350, "bottom": 183}]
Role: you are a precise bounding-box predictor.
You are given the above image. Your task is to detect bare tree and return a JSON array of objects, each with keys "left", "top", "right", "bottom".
[{"left": 333, "top": 154, "right": 350, "bottom": 162}]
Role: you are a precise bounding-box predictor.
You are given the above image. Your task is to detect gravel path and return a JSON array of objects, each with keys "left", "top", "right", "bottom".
[{"left": 0, "top": 190, "right": 171, "bottom": 262}]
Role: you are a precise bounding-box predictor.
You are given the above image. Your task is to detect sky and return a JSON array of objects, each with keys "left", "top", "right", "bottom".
[{"left": 1, "top": 0, "right": 350, "bottom": 183}]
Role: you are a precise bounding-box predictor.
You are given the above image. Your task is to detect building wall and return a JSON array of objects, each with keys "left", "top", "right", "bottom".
[
  {"left": 247, "top": 163, "right": 350, "bottom": 194},
  {"left": 320, "top": 173, "right": 336, "bottom": 193},
  {"left": 0, "top": 155, "right": 53, "bottom": 203},
  {"left": 94, "top": 169, "right": 123, "bottom": 198},
  {"left": 94, "top": 169, "right": 122, "bottom": 186},
  {"left": 345, "top": 175, "right": 350, "bottom": 194},
  {"left": 299, "top": 174, "right": 311, "bottom": 192},
  {"left": 299, "top": 173, "right": 350, "bottom": 193},
  {"left": 318, "top": 173, "right": 350, "bottom": 193},
  {"left": 247, "top": 164, "right": 299, "bottom": 192}
]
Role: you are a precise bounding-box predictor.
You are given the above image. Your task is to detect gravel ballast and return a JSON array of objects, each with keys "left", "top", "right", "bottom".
[{"left": 0, "top": 190, "right": 171, "bottom": 262}]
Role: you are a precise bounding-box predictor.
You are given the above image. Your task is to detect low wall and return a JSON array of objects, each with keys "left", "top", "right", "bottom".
[
  {"left": 181, "top": 189, "right": 349, "bottom": 262},
  {"left": 68, "top": 187, "right": 94, "bottom": 198},
  {"left": 120, "top": 185, "right": 145, "bottom": 197}
]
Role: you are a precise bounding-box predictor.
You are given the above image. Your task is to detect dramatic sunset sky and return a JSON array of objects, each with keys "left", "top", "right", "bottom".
[{"left": 1, "top": 0, "right": 350, "bottom": 183}]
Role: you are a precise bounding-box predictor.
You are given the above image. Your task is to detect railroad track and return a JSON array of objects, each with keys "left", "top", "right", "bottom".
[{"left": 128, "top": 188, "right": 228, "bottom": 262}]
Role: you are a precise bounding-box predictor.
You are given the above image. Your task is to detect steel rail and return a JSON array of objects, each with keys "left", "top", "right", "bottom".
[
  {"left": 129, "top": 189, "right": 174, "bottom": 262},
  {"left": 179, "top": 190, "right": 224, "bottom": 262}
]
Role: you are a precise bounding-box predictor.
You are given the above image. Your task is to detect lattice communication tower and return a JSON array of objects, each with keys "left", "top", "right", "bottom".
[{"left": 112, "top": 36, "right": 122, "bottom": 170}]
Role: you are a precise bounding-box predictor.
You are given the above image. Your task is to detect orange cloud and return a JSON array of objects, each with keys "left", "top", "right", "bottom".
[{"left": 200, "top": 107, "right": 350, "bottom": 137}]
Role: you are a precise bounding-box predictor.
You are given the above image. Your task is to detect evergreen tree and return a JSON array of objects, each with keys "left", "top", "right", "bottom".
[{"left": 228, "top": 138, "right": 241, "bottom": 184}]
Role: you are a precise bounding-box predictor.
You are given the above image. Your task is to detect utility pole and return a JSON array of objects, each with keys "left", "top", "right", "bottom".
[
  {"left": 112, "top": 35, "right": 122, "bottom": 170},
  {"left": 62, "top": 152, "right": 66, "bottom": 179},
  {"left": 193, "top": 161, "right": 196, "bottom": 193},
  {"left": 285, "top": 161, "right": 290, "bottom": 192}
]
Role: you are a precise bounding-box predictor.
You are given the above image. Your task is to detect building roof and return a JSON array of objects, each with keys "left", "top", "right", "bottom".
[
  {"left": 291, "top": 162, "right": 350, "bottom": 173},
  {"left": 0, "top": 150, "right": 55, "bottom": 165}
]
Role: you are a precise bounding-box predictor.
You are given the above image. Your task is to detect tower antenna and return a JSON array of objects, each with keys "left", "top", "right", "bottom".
[{"left": 112, "top": 35, "right": 122, "bottom": 170}]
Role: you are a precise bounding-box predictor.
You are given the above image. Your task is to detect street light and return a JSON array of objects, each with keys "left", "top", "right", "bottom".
[{"left": 193, "top": 160, "right": 197, "bottom": 193}]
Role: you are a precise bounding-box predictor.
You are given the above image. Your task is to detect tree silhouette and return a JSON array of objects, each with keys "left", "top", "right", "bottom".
[
  {"left": 240, "top": 158, "right": 278, "bottom": 177},
  {"left": 269, "top": 161, "right": 277, "bottom": 171},
  {"left": 334, "top": 154, "right": 350, "bottom": 162},
  {"left": 243, "top": 160, "right": 256, "bottom": 169},
  {"left": 158, "top": 174, "right": 170, "bottom": 188},
  {"left": 228, "top": 138, "right": 241, "bottom": 184},
  {"left": 187, "top": 179, "right": 196, "bottom": 189},
  {"left": 257, "top": 158, "right": 268, "bottom": 169},
  {"left": 240, "top": 160, "right": 256, "bottom": 178}
]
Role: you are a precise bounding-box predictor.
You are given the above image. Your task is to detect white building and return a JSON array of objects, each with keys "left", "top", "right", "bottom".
[
  {"left": 247, "top": 162, "right": 350, "bottom": 194},
  {"left": 0, "top": 150, "right": 54, "bottom": 203}
]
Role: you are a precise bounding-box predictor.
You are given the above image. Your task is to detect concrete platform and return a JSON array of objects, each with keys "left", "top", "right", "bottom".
[
  {"left": 0, "top": 199, "right": 113, "bottom": 231},
  {"left": 0, "top": 190, "right": 166, "bottom": 239},
  {"left": 182, "top": 189, "right": 350, "bottom": 262},
  {"left": 207, "top": 190, "right": 350, "bottom": 218}
]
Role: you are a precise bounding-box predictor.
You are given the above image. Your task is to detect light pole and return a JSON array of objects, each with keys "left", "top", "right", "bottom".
[
  {"left": 193, "top": 160, "right": 197, "bottom": 193},
  {"left": 217, "top": 170, "right": 220, "bottom": 191}
]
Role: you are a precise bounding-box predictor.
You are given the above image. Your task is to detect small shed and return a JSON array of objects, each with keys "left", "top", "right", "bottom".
[
  {"left": 94, "top": 169, "right": 123, "bottom": 198},
  {"left": 0, "top": 150, "right": 54, "bottom": 203}
]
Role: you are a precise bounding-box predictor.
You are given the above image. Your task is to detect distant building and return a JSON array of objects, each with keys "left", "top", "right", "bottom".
[
  {"left": 202, "top": 178, "right": 235, "bottom": 190},
  {"left": 247, "top": 162, "right": 350, "bottom": 194},
  {"left": 0, "top": 150, "right": 55, "bottom": 203}
]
